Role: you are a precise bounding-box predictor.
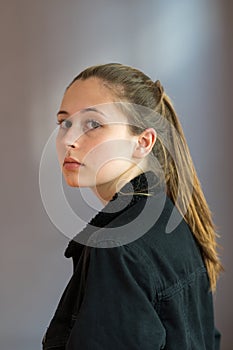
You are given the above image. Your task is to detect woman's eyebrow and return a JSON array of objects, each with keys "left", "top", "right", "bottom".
[
  {"left": 80, "top": 107, "right": 108, "bottom": 119},
  {"left": 56, "top": 107, "right": 109, "bottom": 119},
  {"left": 56, "top": 110, "right": 69, "bottom": 117}
]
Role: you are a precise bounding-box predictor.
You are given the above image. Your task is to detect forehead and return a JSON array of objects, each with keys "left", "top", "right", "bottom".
[
  {"left": 59, "top": 77, "right": 128, "bottom": 123},
  {"left": 60, "top": 78, "right": 115, "bottom": 113}
]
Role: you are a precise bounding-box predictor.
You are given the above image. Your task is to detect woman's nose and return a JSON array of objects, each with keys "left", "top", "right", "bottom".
[{"left": 62, "top": 125, "right": 83, "bottom": 148}]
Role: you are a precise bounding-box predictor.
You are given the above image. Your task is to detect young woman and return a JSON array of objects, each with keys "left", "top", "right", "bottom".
[{"left": 42, "top": 63, "right": 222, "bottom": 349}]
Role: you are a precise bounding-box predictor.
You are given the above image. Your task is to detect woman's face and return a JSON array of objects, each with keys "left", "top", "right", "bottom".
[{"left": 56, "top": 78, "right": 142, "bottom": 201}]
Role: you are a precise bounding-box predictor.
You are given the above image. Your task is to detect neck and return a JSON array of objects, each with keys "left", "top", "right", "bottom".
[{"left": 90, "top": 165, "right": 147, "bottom": 205}]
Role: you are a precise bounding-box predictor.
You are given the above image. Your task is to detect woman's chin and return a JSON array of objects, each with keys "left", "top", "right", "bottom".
[
  {"left": 62, "top": 173, "right": 80, "bottom": 187},
  {"left": 63, "top": 173, "right": 91, "bottom": 188},
  {"left": 64, "top": 179, "right": 79, "bottom": 187},
  {"left": 66, "top": 181, "right": 80, "bottom": 187}
]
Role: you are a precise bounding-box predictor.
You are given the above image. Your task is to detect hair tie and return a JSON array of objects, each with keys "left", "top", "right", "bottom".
[{"left": 154, "top": 80, "right": 164, "bottom": 97}]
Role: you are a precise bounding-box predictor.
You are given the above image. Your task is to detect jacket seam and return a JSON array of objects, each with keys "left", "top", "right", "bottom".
[
  {"left": 156, "top": 266, "right": 207, "bottom": 300},
  {"left": 181, "top": 291, "right": 191, "bottom": 349},
  {"left": 123, "top": 243, "right": 207, "bottom": 305},
  {"left": 123, "top": 243, "right": 162, "bottom": 305}
]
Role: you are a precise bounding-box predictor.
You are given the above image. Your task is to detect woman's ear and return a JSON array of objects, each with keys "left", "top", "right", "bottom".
[{"left": 133, "top": 128, "right": 157, "bottom": 159}]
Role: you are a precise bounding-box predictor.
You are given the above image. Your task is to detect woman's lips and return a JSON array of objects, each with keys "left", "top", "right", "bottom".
[
  {"left": 63, "top": 156, "right": 84, "bottom": 170},
  {"left": 63, "top": 162, "right": 83, "bottom": 170}
]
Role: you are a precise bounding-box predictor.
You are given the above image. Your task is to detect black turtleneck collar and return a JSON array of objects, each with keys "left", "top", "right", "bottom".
[{"left": 64, "top": 170, "right": 165, "bottom": 259}]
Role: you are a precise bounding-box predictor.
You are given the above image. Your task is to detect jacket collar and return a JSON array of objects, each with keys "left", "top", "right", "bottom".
[{"left": 64, "top": 170, "right": 165, "bottom": 259}]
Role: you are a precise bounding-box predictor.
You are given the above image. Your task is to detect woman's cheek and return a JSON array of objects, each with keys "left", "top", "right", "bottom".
[
  {"left": 56, "top": 139, "right": 65, "bottom": 168},
  {"left": 82, "top": 140, "right": 117, "bottom": 168}
]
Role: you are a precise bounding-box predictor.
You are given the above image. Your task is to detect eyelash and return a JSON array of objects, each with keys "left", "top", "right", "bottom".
[{"left": 56, "top": 119, "right": 102, "bottom": 130}]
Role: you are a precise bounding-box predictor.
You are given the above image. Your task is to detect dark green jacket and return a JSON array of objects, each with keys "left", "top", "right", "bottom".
[{"left": 42, "top": 171, "right": 221, "bottom": 349}]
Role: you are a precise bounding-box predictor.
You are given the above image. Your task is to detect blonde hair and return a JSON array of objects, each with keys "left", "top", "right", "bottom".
[{"left": 69, "top": 63, "right": 223, "bottom": 291}]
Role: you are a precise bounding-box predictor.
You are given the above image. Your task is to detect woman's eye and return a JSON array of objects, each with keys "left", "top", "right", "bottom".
[
  {"left": 56, "top": 119, "right": 102, "bottom": 131},
  {"left": 56, "top": 120, "right": 72, "bottom": 129},
  {"left": 84, "top": 119, "right": 102, "bottom": 131}
]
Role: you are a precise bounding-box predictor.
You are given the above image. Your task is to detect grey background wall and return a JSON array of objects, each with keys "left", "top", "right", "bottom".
[{"left": 0, "top": 0, "right": 232, "bottom": 349}]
